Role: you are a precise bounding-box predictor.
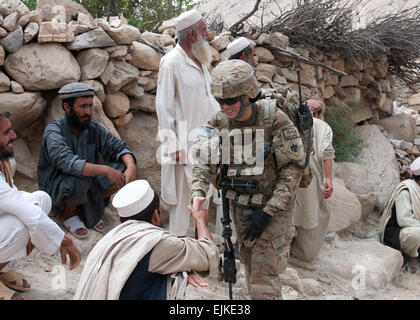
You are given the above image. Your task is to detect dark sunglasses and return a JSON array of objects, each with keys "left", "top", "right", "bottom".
[{"left": 216, "top": 97, "right": 241, "bottom": 105}]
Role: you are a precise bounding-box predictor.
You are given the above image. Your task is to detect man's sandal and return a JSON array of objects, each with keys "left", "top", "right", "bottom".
[
  {"left": 63, "top": 216, "right": 89, "bottom": 239},
  {"left": 0, "top": 270, "right": 31, "bottom": 292},
  {"left": 0, "top": 281, "right": 23, "bottom": 300},
  {"left": 93, "top": 219, "right": 105, "bottom": 233}
]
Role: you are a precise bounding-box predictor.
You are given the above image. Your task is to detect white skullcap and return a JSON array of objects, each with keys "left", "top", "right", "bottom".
[
  {"left": 175, "top": 9, "right": 203, "bottom": 31},
  {"left": 112, "top": 180, "right": 155, "bottom": 218},
  {"left": 411, "top": 157, "right": 420, "bottom": 176},
  {"left": 226, "top": 37, "right": 252, "bottom": 57}
]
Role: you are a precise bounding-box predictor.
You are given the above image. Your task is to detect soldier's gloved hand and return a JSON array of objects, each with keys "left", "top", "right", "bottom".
[{"left": 240, "top": 209, "right": 272, "bottom": 241}]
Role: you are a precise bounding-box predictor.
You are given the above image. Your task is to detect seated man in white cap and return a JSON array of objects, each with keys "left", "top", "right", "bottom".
[
  {"left": 38, "top": 82, "right": 137, "bottom": 239},
  {"left": 380, "top": 157, "right": 420, "bottom": 270},
  {"left": 74, "top": 180, "right": 219, "bottom": 300},
  {"left": 156, "top": 9, "right": 220, "bottom": 237},
  {"left": 226, "top": 36, "right": 256, "bottom": 67}
]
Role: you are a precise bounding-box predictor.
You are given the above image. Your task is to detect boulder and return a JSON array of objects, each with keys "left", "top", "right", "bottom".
[
  {"left": 23, "top": 21, "right": 39, "bottom": 43},
  {"left": 82, "top": 80, "right": 105, "bottom": 103},
  {"left": 0, "top": 0, "right": 29, "bottom": 18},
  {"left": 327, "top": 178, "right": 361, "bottom": 232},
  {"left": 254, "top": 47, "right": 274, "bottom": 63},
  {"left": 255, "top": 63, "right": 277, "bottom": 81},
  {"left": 340, "top": 75, "right": 359, "bottom": 87},
  {"left": 324, "top": 86, "right": 335, "bottom": 99},
  {"left": 109, "top": 45, "right": 128, "bottom": 59},
  {"left": 36, "top": 0, "right": 93, "bottom": 23},
  {"left": 343, "top": 87, "right": 361, "bottom": 106},
  {"left": 353, "top": 125, "right": 400, "bottom": 210},
  {"left": 0, "top": 27, "right": 7, "bottom": 37},
  {"left": 121, "top": 80, "right": 145, "bottom": 99},
  {"left": 408, "top": 93, "right": 420, "bottom": 107},
  {"left": 91, "top": 96, "right": 120, "bottom": 139},
  {"left": 313, "top": 239, "right": 403, "bottom": 289},
  {"left": 351, "top": 101, "right": 373, "bottom": 124},
  {"left": 67, "top": 21, "right": 88, "bottom": 36},
  {"left": 117, "top": 111, "right": 160, "bottom": 192},
  {"left": 37, "top": 21, "right": 74, "bottom": 43},
  {"left": 105, "top": 60, "right": 140, "bottom": 93},
  {"left": 278, "top": 68, "right": 298, "bottom": 83},
  {"left": 112, "top": 112, "right": 133, "bottom": 127},
  {"left": 0, "top": 72, "right": 10, "bottom": 92},
  {"left": 10, "top": 80, "right": 23, "bottom": 93},
  {"left": 256, "top": 32, "right": 289, "bottom": 48},
  {"left": 300, "top": 63, "right": 317, "bottom": 88},
  {"left": 0, "top": 46, "right": 4, "bottom": 66},
  {"left": 3, "top": 12, "right": 18, "bottom": 32},
  {"left": 360, "top": 72, "right": 375, "bottom": 86},
  {"left": 66, "top": 27, "right": 115, "bottom": 51},
  {"left": 103, "top": 91, "right": 130, "bottom": 118},
  {"left": 5, "top": 43, "right": 80, "bottom": 91},
  {"left": 0, "top": 92, "right": 46, "bottom": 132},
  {"left": 128, "top": 41, "right": 162, "bottom": 71},
  {"left": 140, "top": 32, "right": 166, "bottom": 48},
  {"left": 209, "top": 34, "right": 230, "bottom": 51},
  {"left": 77, "top": 48, "right": 109, "bottom": 80},
  {"left": 129, "top": 93, "right": 156, "bottom": 113},
  {"left": 106, "top": 24, "right": 141, "bottom": 45},
  {"left": 17, "top": 10, "right": 42, "bottom": 27},
  {"left": 379, "top": 113, "right": 416, "bottom": 143},
  {"left": 0, "top": 25, "right": 24, "bottom": 53},
  {"left": 325, "top": 73, "right": 339, "bottom": 86},
  {"left": 137, "top": 76, "right": 157, "bottom": 92},
  {"left": 334, "top": 162, "right": 380, "bottom": 219},
  {"left": 12, "top": 138, "right": 36, "bottom": 179},
  {"left": 210, "top": 46, "right": 220, "bottom": 63}
]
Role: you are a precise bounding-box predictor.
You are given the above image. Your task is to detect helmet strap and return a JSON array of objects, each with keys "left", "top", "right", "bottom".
[{"left": 233, "top": 96, "right": 251, "bottom": 120}]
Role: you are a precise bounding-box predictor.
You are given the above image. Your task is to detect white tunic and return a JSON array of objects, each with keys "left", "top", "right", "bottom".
[
  {"left": 156, "top": 44, "right": 220, "bottom": 234},
  {"left": 0, "top": 173, "right": 64, "bottom": 263},
  {"left": 294, "top": 118, "right": 335, "bottom": 229}
]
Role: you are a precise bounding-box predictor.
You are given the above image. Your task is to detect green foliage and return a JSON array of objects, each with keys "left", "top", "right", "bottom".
[
  {"left": 22, "top": 0, "right": 197, "bottom": 31},
  {"left": 324, "top": 105, "right": 365, "bottom": 163},
  {"left": 22, "top": 0, "right": 37, "bottom": 11},
  {"left": 74, "top": 0, "right": 196, "bottom": 30}
]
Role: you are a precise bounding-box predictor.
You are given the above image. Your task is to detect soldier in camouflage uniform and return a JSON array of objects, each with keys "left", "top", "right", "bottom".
[{"left": 190, "top": 59, "right": 305, "bottom": 299}]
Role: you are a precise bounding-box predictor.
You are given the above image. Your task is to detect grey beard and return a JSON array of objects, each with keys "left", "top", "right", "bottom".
[{"left": 191, "top": 39, "right": 212, "bottom": 68}]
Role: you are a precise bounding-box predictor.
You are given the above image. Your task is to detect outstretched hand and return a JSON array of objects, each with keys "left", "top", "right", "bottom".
[
  {"left": 323, "top": 178, "right": 333, "bottom": 199},
  {"left": 60, "top": 235, "right": 81, "bottom": 271},
  {"left": 187, "top": 272, "right": 208, "bottom": 288}
]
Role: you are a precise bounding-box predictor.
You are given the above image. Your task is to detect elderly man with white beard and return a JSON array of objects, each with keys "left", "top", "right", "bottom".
[{"left": 156, "top": 9, "right": 221, "bottom": 236}]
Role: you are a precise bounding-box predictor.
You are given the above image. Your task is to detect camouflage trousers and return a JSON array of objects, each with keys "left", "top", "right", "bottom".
[{"left": 232, "top": 204, "right": 296, "bottom": 300}]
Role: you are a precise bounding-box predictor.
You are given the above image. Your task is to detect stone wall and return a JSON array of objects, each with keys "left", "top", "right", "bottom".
[{"left": 0, "top": 0, "right": 414, "bottom": 198}]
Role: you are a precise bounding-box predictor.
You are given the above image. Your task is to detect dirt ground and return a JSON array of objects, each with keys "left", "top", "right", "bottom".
[{"left": 9, "top": 172, "right": 420, "bottom": 301}]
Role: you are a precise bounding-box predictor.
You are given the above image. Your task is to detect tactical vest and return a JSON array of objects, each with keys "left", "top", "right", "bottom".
[{"left": 215, "top": 101, "right": 281, "bottom": 209}]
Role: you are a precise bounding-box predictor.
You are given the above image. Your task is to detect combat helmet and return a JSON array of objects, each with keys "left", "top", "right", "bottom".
[{"left": 211, "top": 60, "right": 260, "bottom": 99}]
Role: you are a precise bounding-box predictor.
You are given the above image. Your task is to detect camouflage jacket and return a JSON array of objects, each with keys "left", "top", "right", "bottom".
[{"left": 190, "top": 100, "right": 305, "bottom": 216}]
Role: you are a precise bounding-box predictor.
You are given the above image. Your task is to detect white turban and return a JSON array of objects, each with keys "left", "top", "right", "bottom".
[
  {"left": 175, "top": 9, "right": 203, "bottom": 31},
  {"left": 112, "top": 180, "right": 155, "bottom": 218},
  {"left": 226, "top": 37, "right": 252, "bottom": 57},
  {"left": 411, "top": 157, "right": 420, "bottom": 176}
]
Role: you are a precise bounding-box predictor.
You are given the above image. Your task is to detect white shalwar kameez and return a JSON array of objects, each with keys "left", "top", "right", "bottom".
[
  {"left": 0, "top": 172, "right": 64, "bottom": 271},
  {"left": 156, "top": 44, "right": 220, "bottom": 236}
]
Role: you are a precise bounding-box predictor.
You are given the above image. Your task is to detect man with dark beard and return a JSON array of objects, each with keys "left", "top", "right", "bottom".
[
  {"left": 156, "top": 9, "right": 221, "bottom": 236},
  {"left": 0, "top": 111, "right": 80, "bottom": 300},
  {"left": 38, "top": 83, "right": 137, "bottom": 239}
]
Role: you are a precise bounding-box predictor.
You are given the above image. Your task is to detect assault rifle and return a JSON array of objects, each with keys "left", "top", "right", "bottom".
[
  {"left": 293, "top": 66, "right": 313, "bottom": 170},
  {"left": 218, "top": 164, "right": 237, "bottom": 300},
  {"left": 218, "top": 164, "right": 258, "bottom": 299}
]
